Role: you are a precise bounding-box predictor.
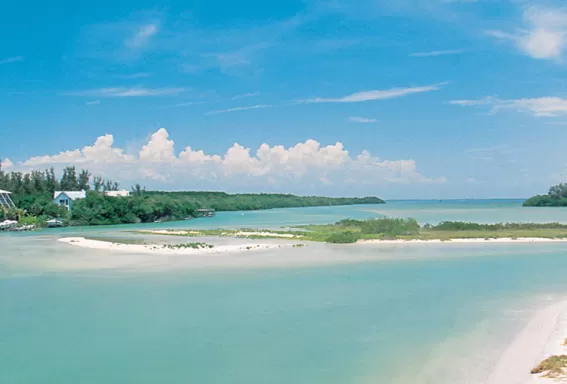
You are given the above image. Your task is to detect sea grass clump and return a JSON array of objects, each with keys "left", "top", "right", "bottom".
[{"left": 531, "top": 355, "right": 567, "bottom": 378}]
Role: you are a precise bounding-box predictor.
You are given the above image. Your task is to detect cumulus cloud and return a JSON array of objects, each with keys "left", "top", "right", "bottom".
[
  {"left": 451, "top": 96, "right": 567, "bottom": 117},
  {"left": 302, "top": 84, "right": 444, "bottom": 103},
  {"left": 12, "top": 128, "right": 444, "bottom": 190},
  {"left": 488, "top": 6, "right": 567, "bottom": 60},
  {"left": 1, "top": 158, "right": 13, "bottom": 169}
]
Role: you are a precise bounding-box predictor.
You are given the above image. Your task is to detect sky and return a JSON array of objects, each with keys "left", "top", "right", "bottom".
[{"left": 2, "top": 0, "right": 567, "bottom": 199}]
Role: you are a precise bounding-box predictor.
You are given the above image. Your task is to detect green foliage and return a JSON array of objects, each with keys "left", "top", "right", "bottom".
[
  {"left": 431, "top": 221, "right": 567, "bottom": 231},
  {"left": 144, "top": 191, "right": 384, "bottom": 211},
  {"left": 531, "top": 355, "right": 567, "bottom": 378},
  {"left": 337, "top": 217, "right": 420, "bottom": 236},
  {"left": 524, "top": 183, "right": 567, "bottom": 206},
  {"left": 325, "top": 231, "right": 361, "bottom": 244}
]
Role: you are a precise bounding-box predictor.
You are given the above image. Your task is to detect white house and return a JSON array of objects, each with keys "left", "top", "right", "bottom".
[
  {"left": 0, "top": 189, "right": 15, "bottom": 209},
  {"left": 104, "top": 190, "right": 130, "bottom": 197},
  {"left": 53, "top": 190, "right": 86, "bottom": 211}
]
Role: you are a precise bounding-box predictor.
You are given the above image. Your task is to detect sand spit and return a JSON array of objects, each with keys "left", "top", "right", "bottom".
[{"left": 58, "top": 237, "right": 289, "bottom": 255}]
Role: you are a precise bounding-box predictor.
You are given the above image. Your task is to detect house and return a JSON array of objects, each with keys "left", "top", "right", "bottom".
[
  {"left": 53, "top": 190, "right": 86, "bottom": 211},
  {"left": 104, "top": 190, "right": 130, "bottom": 197},
  {"left": 0, "top": 189, "right": 15, "bottom": 209}
]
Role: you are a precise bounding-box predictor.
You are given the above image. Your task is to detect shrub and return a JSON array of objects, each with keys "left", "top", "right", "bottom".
[{"left": 325, "top": 231, "right": 361, "bottom": 244}]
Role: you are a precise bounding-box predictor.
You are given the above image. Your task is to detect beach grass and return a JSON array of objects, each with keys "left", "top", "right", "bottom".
[
  {"left": 531, "top": 355, "right": 567, "bottom": 378},
  {"left": 133, "top": 218, "right": 567, "bottom": 244}
]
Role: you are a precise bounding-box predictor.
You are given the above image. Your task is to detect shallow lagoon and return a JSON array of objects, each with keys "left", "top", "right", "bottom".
[{"left": 2, "top": 200, "right": 567, "bottom": 383}]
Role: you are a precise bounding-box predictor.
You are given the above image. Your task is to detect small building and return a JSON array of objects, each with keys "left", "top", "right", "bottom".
[
  {"left": 53, "top": 190, "right": 86, "bottom": 211},
  {"left": 104, "top": 190, "right": 130, "bottom": 198},
  {"left": 0, "top": 189, "right": 15, "bottom": 209}
]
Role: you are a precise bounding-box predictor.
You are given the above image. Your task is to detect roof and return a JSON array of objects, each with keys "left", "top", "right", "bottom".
[
  {"left": 104, "top": 190, "right": 130, "bottom": 197},
  {"left": 53, "top": 190, "right": 87, "bottom": 200},
  {"left": 0, "top": 189, "right": 12, "bottom": 194}
]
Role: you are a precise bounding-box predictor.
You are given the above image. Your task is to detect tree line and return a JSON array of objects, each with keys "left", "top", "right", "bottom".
[
  {"left": 523, "top": 183, "right": 567, "bottom": 207},
  {"left": 1, "top": 164, "right": 386, "bottom": 226}
]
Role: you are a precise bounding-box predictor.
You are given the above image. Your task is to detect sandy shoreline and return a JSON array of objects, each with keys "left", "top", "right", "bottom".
[
  {"left": 140, "top": 229, "right": 302, "bottom": 239},
  {"left": 486, "top": 300, "right": 567, "bottom": 384},
  {"left": 58, "top": 237, "right": 291, "bottom": 255},
  {"left": 358, "top": 238, "right": 567, "bottom": 245}
]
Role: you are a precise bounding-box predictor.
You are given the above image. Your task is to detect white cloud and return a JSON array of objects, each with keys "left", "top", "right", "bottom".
[
  {"left": 23, "top": 134, "right": 132, "bottom": 166},
  {"left": 411, "top": 49, "right": 464, "bottom": 57},
  {"left": 205, "top": 104, "right": 273, "bottom": 115},
  {"left": 139, "top": 128, "right": 176, "bottom": 162},
  {"left": 451, "top": 96, "right": 567, "bottom": 117},
  {"left": 0, "top": 56, "right": 24, "bottom": 65},
  {"left": 302, "top": 83, "right": 444, "bottom": 103},
  {"left": 1, "top": 158, "right": 13, "bottom": 169},
  {"left": 231, "top": 92, "right": 261, "bottom": 100},
  {"left": 86, "top": 100, "right": 100, "bottom": 106},
  {"left": 348, "top": 117, "right": 377, "bottom": 123},
  {"left": 450, "top": 97, "right": 495, "bottom": 106},
  {"left": 125, "top": 23, "right": 159, "bottom": 48},
  {"left": 488, "top": 6, "right": 567, "bottom": 60},
  {"left": 14, "top": 128, "right": 444, "bottom": 188},
  {"left": 66, "top": 87, "right": 184, "bottom": 97}
]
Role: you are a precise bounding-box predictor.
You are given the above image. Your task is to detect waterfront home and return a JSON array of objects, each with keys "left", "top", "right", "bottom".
[
  {"left": 0, "top": 189, "right": 15, "bottom": 209},
  {"left": 53, "top": 190, "right": 86, "bottom": 211},
  {"left": 104, "top": 190, "right": 130, "bottom": 197}
]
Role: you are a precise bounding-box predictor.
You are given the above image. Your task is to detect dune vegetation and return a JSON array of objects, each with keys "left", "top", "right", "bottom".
[{"left": 137, "top": 217, "right": 567, "bottom": 244}]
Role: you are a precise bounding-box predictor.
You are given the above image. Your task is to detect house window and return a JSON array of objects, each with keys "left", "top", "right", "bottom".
[{"left": 60, "top": 199, "right": 65, "bottom": 204}]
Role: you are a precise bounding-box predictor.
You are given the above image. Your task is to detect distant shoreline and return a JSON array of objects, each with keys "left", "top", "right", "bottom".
[{"left": 358, "top": 238, "right": 567, "bottom": 245}]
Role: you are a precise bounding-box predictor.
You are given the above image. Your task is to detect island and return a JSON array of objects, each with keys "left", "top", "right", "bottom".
[
  {"left": 0, "top": 165, "right": 384, "bottom": 228},
  {"left": 524, "top": 183, "right": 567, "bottom": 207}
]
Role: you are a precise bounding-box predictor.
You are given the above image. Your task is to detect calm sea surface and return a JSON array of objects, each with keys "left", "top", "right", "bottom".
[{"left": 1, "top": 200, "right": 567, "bottom": 383}]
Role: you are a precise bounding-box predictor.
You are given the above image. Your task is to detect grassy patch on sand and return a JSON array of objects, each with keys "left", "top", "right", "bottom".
[
  {"left": 531, "top": 355, "right": 567, "bottom": 378},
  {"left": 134, "top": 218, "right": 567, "bottom": 244}
]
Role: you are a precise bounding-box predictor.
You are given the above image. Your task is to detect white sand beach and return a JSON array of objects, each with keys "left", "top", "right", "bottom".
[
  {"left": 358, "top": 238, "right": 567, "bottom": 245},
  {"left": 58, "top": 237, "right": 289, "bottom": 255},
  {"left": 486, "top": 300, "right": 567, "bottom": 384},
  {"left": 139, "top": 229, "right": 302, "bottom": 239},
  {"left": 233, "top": 231, "right": 300, "bottom": 238}
]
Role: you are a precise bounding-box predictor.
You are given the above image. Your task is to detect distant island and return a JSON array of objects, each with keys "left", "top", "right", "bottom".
[
  {"left": 0, "top": 165, "right": 385, "bottom": 228},
  {"left": 523, "top": 183, "right": 567, "bottom": 207}
]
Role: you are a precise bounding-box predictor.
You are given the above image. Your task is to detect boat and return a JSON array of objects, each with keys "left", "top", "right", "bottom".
[
  {"left": 0, "top": 220, "right": 18, "bottom": 231},
  {"left": 46, "top": 218, "right": 64, "bottom": 228}
]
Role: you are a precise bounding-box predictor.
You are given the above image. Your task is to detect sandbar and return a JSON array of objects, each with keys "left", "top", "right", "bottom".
[{"left": 58, "top": 237, "right": 290, "bottom": 255}]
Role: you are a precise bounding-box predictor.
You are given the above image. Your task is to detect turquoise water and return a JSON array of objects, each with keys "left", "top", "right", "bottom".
[{"left": 2, "top": 200, "right": 567, "bottom": 383}]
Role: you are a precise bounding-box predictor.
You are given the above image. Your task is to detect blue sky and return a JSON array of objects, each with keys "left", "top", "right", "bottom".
[{"left": 2, "top": 0, "right": 567, "bottom": 199}]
